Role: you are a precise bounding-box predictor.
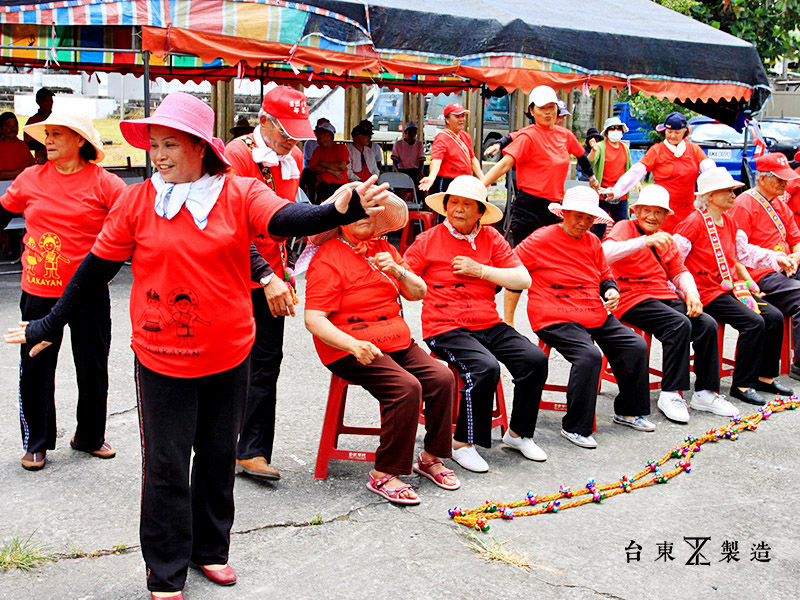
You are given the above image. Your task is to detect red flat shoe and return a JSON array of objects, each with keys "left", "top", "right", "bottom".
[
  {"left": 193, "top": 563, "right": 237, "bottom": 586},
  {"left": 150, "top": 592, "right": 183, "bottom": 599}
]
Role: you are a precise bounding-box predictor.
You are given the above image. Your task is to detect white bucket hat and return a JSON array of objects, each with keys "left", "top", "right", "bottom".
[
  {"left": 601, "top": 116, "right": 629, "bottom": 136},
  {"left": 24, "top": 108, "right": 105, "bottom": 163},
  {"left": 528, "top": 85, "right": 559, "bottom": 108},
  {"left": 425, "top": 175, "right": 504, "bottom": 225},
  {"left": 630, "top": 184, "right": 673, "bottom": 214},
  {"left": 548, "top": 186, "right": 612, "bottom": 224},
  {"left": 694, "top": 167, "right": 745, "bottom": 196}
]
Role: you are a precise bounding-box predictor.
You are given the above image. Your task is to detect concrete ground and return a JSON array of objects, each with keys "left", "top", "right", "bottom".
[{"left": 0, "top": 263, "right": 797, "bottom": 600}]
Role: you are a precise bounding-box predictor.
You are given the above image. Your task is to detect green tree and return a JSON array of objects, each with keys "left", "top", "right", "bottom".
[{"left": 619, "top": 91, "right": 694, "bottom": 143}]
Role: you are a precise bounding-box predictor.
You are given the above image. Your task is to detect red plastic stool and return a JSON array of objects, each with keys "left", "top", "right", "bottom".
[
  {"left": 599, "top": 323, "right": 663, "bottom": 391},
  {"left": 781, "top": 316, "right": 793, "bottom": 375},
  {"left": 399, "top": 211, "right": 436, "bottom": 254},
  {"left": 314, "top": 374, "right": 380, "bottom": 480},
  {"left": 537, "top": 340, "right": 596, "bottom": 432}
]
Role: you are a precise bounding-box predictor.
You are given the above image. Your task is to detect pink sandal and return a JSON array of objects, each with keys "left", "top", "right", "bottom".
[
  {"left": 413, "top": 455, "right": 461, "bottom": 490},
  {"left": 366, "top": 472, "right": 420, "bottom": 505}
]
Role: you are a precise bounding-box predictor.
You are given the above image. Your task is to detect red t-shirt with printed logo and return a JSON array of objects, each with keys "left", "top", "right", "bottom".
[
  {"left": 514, "top": 224, "right": 612, "bottom": 331},
  {"left": 673, "top": 210, "right": 738, "bottom": 305},
  {"left": 1, "top": 161, "right": 125, "bottom": 297},
  {"left": 404, "top": 223, "right": 519, "bottom": 339},
  {"left": 225, "top": 136, "right": 302, "bottom": 284},
  {"left": 430, "top": 129, "right": 475, "bottom": 179},
  {"left": 305, "top": 239, "right": 411, "bottom": 365},
  {"left": 503, "top": 124, "right": 585, "bottom": 202},
  {"left": 91, "top": 175, "right": 289, "bottom": 378},
  {"left": 729, "top": 189, "right": 800, "bottom": 283},
  {"left": 606, "top": 219, "right": 686, "bottom": 317}
]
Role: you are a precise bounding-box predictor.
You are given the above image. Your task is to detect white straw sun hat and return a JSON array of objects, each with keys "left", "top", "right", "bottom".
[
  {"left": 629, "top": 184, "right": 674, "bottom": 214},
  {"left": 548, "top": 186, "right": 612, "bottom": 225},
  {"left": 694, "top": 167, "right": 745, "bottom": 196},
  {"left": 425, "top": 175, "right": 504, "bottom": 225},
  {"left": 24, "top": 108, "right": 106, "bottom": 163}
]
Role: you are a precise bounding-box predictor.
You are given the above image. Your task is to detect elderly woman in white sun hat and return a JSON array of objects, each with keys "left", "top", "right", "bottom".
[
  {"left": 514, "top": 186, "right": 653, "bottom": 449},
  {"left": 601, "top": 184, "right": 736, "bottom": 424},
  {"left": 305, "top": 184, "right": 459, "bottom": 505},
  {"left": 404, "top": 175, "right": 549, "bottom": 473},
  {"left": 673, "top": 167, "right": 790, "bottom": 408},
  {"left": 0, "top": 108, "right": 126, "bottom": 471},
  {"left": 587, "top": 116, "right": 633, "bottom": 238}
]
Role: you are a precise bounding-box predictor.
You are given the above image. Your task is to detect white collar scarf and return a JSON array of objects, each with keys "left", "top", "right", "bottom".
[
  {"left": 664, "top": 139, "right": 687, "bottom": 158},
  {"left": 251, "top": 126, "right": 300, "bottom": 180},
  {"left": 444, "top": 219, "right": 481, "bottom": 250},
  {"left": 151, "top": 172, "right": 226, "bottom": 231}
]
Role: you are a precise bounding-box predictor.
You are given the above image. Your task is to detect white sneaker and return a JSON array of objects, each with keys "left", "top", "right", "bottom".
[
  {"left": 657, "top": 394, "right": 690, "bottom": 423},
  {"left": 502, "top": 431, "right": 547, "bottom": 461},
  {"left": 560, "top": 429, "right": 598, "bottom": 449},
  {"left": 690, "top": 391, "right": 740, "bottom": 417},
  {"left": 451, "top": 444, "right": 489, "bottom": 472},
  {"left": 612, "top": 414, "right": 656, "bottom": 432}
]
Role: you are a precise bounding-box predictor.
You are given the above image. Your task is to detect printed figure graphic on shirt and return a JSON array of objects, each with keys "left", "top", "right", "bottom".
[
  {"left": 138, "top": 289, "right": 167, "bottom": 345},
  {"left": 23, "top": 234, "right": 39, "bottom": 277},
  {"left": 164, "top": 288, "right": 210, "bottom": 348},
  {"left": 38, "top": 232, "right": 70, "bottom": 279}
]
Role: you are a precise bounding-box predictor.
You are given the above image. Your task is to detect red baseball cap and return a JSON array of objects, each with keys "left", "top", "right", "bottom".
[
  {"left": 756, "top": 152, "right": 800, "bottom": 181},
  {"left": 260, "top": 86, "right": 315, "bottom": 140},
  {"left": 444, "top": 102, "right": 469, "bottom": 117}
]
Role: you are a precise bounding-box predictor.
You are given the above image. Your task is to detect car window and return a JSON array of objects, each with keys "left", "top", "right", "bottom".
[
  {"left": 374, "top": 94, "right": 402, "bottom": 118},
  {"left": 427, "top": 93, "right": 462, "bottom": 121},
  {"left": 689, "top": 123, "right": 745, "bottom": 146},
  {"left": 760, "top": 122, "right": 800, "bottom": 142}
]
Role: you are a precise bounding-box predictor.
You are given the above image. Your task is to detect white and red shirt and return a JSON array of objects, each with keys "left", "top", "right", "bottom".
[
  {"left": 92, "top": 175, "right": 289, "bottom": 378},
  {"left": 404, "top": 223, "right": 519, "bottom": 338},
  {"left": 1, "top": 161, "right": 125, "bottom": 297}
]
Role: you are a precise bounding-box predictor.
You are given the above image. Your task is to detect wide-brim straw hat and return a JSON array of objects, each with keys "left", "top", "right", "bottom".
[
  {"left": 425, "top": 175, "right": 503, "bottom": 225},
  {"left": 307, "top": 182, "right": 409, "bottom": 247},
  {"left": 694, "top": 166, "right": 744, "bottom": 196},
  {"left": 24, "top": 109, "right": 105, "bottom": 163},
  {"left": 629, "top": 184, "right": 674, "bottom": 214},
  {"left": 120, "top": 91, "right": 231, "bottom": 167},
  {"left": 548, "top": 186, "right": 613, "bottom": 225},
  {"left": 601, "top": 116, "right": 629, "bottom": 136}
]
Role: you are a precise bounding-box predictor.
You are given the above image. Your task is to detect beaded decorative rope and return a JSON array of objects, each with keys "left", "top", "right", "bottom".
[{"left": 449, "top": 396, "right": 798, "bottom": 532}]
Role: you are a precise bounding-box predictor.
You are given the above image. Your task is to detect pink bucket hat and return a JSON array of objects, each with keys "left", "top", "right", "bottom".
[{"left": 120, "top": 91, "right": 231, "bottom": 167}]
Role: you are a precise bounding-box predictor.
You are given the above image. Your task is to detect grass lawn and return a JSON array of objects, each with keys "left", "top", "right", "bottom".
[{"left": 93, "top": 117, "right": 146, "bottom": 168}]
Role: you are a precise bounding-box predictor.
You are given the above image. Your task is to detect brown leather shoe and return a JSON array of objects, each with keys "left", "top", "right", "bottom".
[
  {"left": 21, "top": 450, "right": 46, "bottom": 471},
  {"left": 235, "top": 456, "right": 281, "bottom": 480},
  {"left": 70, "top": 435, "right": 116, "bottom": 459}
]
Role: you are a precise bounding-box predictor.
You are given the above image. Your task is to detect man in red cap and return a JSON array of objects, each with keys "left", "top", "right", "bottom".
[
  {"left": 225, "top": 85, "right": 315, "bottom": 480},
  {"left": 730, "top": 152, "right": 800, "bottom": 381}
]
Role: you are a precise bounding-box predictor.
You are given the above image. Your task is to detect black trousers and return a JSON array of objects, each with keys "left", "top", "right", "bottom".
[
  {"left": 135, "top": 357, "right": 249, "bottom": 593},
  {"left": 508, "top": 190, "right": 560, "bottom": 248},
  {"left": 703, "top": 292, "right": 783, "bottom": 388},
  {"left": 237, "top": 289, "right": 285, "bottom": 462},
  {"left": 758, "top": 272, "right": 800, "bottom": 365},
  {"left": 620, "top": 297, "right": 720, "bottom": 392},
  {"left": 426, "top": 323, "right": 548, "bottom": 448},
  {"left": 536, "top": 315, "right": 650, "bottom": 437},
  {"left": 18, "top": 289, "right": 111, "bottom": 454},
  {"left": 590, "top": 198, "right": 629, "bottom": 239}
]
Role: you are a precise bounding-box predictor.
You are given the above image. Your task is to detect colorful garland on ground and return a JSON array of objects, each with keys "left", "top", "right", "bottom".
[{"left": 449, "top": 396, "right": 798, "bottom": 532}]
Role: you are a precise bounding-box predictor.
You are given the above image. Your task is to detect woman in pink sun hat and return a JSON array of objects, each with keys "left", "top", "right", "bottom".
[{"left": 4, "top": 91, "right": 390, "bottom": 600}]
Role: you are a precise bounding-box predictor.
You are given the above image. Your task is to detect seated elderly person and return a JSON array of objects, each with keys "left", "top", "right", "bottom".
[
  {"left": 673, "top": 167, "right": 791, "bottom": 406},
  {"left": 308, "top": 122, "right": 349, "bottom": 201},
  {"left": 602, "top": 185, "right": 737, "bottom": 422},
  {"left": 304, "top": 186, "right": 458, "bottom": 505},
  {"left": 729, "top": 153, "right": 800, "bottom": 381},
  {"left": 404, "top": 175, "right": 548, "bottom": 472},
  {"left": 346, "top": 123, "right": 381, "bottom": 183},
  {"left": 514, "top": 187, "right": 653, "bottom": 448}
]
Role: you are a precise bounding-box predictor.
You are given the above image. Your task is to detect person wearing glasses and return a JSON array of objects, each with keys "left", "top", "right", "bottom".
[{"left": 586, "top": 117, "right": 633, "bottom": 238}]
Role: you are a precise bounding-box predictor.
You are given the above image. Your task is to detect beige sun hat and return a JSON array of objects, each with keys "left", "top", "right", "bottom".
[
  {"left": 548, "top": 186, "right": 613, "bottom": 225},
  {"left": 23, "top": 108, "right": 105, "bottom": 163},
  {"left": 694, "top": 166, "right": 745, "bottom": 196},
  {"left": 307, "top": 182, "right": 409, "bottom": 247},
  {"left": 425, "top": 175, "right": 504, "bottom": 225},
  {"left": 629, "top": 184, "right": 674, "bottom": 215}
]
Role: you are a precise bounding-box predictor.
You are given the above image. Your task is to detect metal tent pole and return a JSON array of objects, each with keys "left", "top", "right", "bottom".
[{"left": 142, "top": 50, "right": 152, "bottom": 179}]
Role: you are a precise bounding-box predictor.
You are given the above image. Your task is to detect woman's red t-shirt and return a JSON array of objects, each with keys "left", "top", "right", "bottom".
[
  {"left": 514, "top": 224, "right": 612, "bottom": 331},
  {"left": 601, "top": 141, "right": 628, "bottom": 188},
  {"left": 0, "top": 138, "right": 35, "bottom": 173},
  {"left": 91, "top": 175, "right": 289, "bottom": 378},
  {"left": 305, "top": 238, "right": 411, "bottom": 365},
  {"left": 1, "top": 161, "right": 125, "bottom": 298},
  {"left": 430, "top": 130, "right": 475, "bottom": 179},
  {"left": 309, "top": 143, "right": 349, "bottom": 184}
]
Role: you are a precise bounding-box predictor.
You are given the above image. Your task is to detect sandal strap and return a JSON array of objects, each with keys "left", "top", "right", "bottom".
[
  {"left": 434, "top": 468, "right": 456, "bottom": 483},
  {"left": 370, "top": 472, "right": 398, "bottom": 490},
  {"left": 417, "top": 455, "right": 444, "bottom": 470},
  {"left": 384, "top": 483, "right": 414, "bottom": 499}
]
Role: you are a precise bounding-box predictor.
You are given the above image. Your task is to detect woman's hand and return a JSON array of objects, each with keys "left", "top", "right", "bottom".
[
  {"left": 645, "top": 231, "right": 674, "bottom": 253},
  {"left": 451, "top": 256, "right": 484, "bottom": 278},
  {"left": 685, "top": 292, "right": 703, "bottom": 318},
  {"left": 369, "top": 252, "right": 401, "bottom": 277},
  {"left": 747, "top": 280, "right": 764, "bottom": 298},
  {"left": 602, "top": 288, "right": 620, "bottom": 313},
  {"left": 418, "top": 175, "right": 434, "bottom": 192},
  {"left": 777, "top": 253, "right": 798, "bottom": 277},
  {"left": 334, "top": 175, "right": 389, "bottom": 217},
  {"left": 263, "top": 278, "right": 296, "bottom": 318},
  {"left": 4, "top": 321, "right": 52, "bottom": 357},
  {"left": 349, "top": 340, "right": 384, "bottom": 365},
  {"left": 483, "top": 143, "right": 501, "bottom": 158}
]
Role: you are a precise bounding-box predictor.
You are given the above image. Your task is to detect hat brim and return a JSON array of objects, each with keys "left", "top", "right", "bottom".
[
  {"left": 445, "top": 109, "right": 470, "bottom": 117},
  {"left": 601, "top": 124, "right": 629, "bottom": 135},
  {"left": 120, "top": 116, "right": 231, "bottom": 167},
  {"left": 629, "top": 198, "right": 674, "bottom": 215},
  {"left": 274, "top": 116, "right": 315, "bottom": 141},
  {"left": 694, "top": 180, "right": 745, "bottom": 196},
  {"left": 23, "top": 116, "right": 105, "bottom": 163},
  {"left": 769, "top": 166, "right": 800, "bottom": 181},
  {"left": 548, "top": 202, "right": 613, "bottom": 225},
  {"left": 425, "top": 192, "right": 504, "bottom": 225}
]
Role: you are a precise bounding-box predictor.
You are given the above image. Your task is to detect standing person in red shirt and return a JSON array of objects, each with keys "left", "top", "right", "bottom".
[
  {"left": 673, "top": 167, "right": 789, "bottom": 407},
  {"left": 588, "top": 116, "right": 633, "bottom": 238},
  {"left": 4, "top": 91, "right": 389, "bottom": 600},
  {"left": 405, "top": 176, "right": 548, "bottom": 473},
  {"left": 605, "top": 111, "right": 716, "bottom": 233},
  {"left": 0, "top": 109, "right": 124, "bottom": 472},
  {"left": 514, "top": 187, "right": 653, "bottom": 449},
  {"left": 0, "top": 112, "right": 35, "bottom": 179},
  {"left": 418, "top": 103, "right": 483, "bottom": 194},
  {"left": 308, "top": 122, "right": 349, "bottom": 201},
  {"left": 225, "top": 85, "right": 315, "bottom": 481},
  {"left": 729, "top": 153, "right": 800, "bottom": 381},
  {"left": 602, "top": 185, "right": 737, "bottom": 423}
]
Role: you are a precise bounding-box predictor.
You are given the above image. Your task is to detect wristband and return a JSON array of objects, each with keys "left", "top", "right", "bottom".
[{"left": 259, "top": 274, "right": 274, "bottom": 287}]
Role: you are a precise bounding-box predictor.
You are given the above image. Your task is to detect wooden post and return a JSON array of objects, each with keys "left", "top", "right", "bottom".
[{"left": 344, "top": 86, "right": 366, "bottom": 139}]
